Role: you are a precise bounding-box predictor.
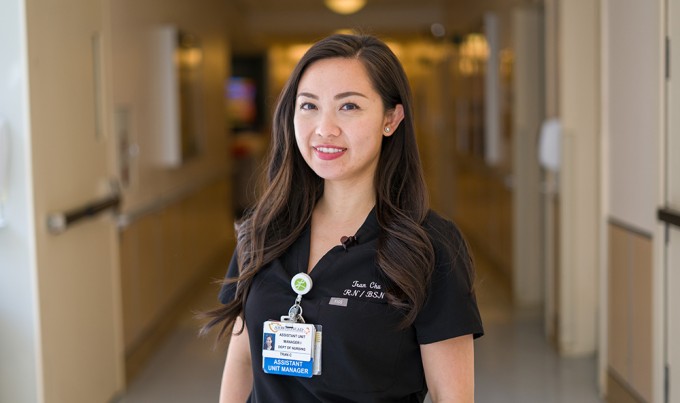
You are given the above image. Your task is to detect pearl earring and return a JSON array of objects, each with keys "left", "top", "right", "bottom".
[{"left": 384, "top": 127, "right": 391, "bottom": 133}]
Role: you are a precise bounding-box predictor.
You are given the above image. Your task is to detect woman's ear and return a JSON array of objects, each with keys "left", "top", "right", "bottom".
[{"left": 383, "top": 104, "right": 405, "bottom": 137}]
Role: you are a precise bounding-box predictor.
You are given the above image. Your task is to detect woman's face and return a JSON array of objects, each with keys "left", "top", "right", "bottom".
[{"left": 293, "top": 57, "right": 403, "bottom": 185}]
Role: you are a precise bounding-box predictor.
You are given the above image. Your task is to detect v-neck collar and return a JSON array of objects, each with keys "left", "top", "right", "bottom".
[{"left": 294, "top": 206, "right": 379, "bottom": 277}]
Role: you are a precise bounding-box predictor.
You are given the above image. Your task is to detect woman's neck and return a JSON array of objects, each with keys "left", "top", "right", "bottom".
[{"left": 316, "top": 179, "right": 375, "bottom": 222}]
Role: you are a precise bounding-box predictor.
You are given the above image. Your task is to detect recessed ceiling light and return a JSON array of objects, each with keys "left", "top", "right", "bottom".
[{"left": 324, "top": 0, "right": 366, "bottom": 15}]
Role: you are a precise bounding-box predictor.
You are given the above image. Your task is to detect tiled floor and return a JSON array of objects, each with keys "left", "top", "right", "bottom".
[{"left": 118, "top": 255, "right": 603, "bottom": 403}]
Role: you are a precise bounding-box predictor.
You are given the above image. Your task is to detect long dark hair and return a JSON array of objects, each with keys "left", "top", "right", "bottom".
[{"left": 202, "top": 34, "right": 434, "bottom": 339}]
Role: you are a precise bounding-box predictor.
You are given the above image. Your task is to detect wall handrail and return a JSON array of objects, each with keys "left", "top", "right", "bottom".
[
  {"left": 658, "top": 207, "right": 680, "bottom": 229},
  {"left": 115, "top": 169, "right": 229, "bottom": 229},
  {"left": 47, "top": 192, "right": 121, "bottom": 235}
]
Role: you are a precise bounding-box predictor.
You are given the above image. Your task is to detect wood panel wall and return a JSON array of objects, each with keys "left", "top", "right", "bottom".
[
  {"left": 608, "top": 221, "right": 652, "bottom": 402},
  {"left": 120, "top": 180, "right": 234, "bottom": 379}
]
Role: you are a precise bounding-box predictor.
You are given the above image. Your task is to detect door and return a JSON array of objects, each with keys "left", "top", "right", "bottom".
[
  {"left": 26, "top": 0, "right": 124, "bottom": 401},
  {"left": 669, "top": 227, "right": 680, "bottom": 403},
  {"left": 664, "top": 0, "right": 680, "bottom": 401}
]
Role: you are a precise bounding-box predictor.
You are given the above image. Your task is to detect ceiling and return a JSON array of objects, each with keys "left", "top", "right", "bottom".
[{"left": 226, "top": 0, "right": 534, "bottom": 54}]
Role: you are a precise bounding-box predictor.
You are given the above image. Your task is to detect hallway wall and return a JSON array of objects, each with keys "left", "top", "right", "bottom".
[
  {"left": 109, "top": 0, "right": 231, "bottom": 211},
  {"left": 511, "top": 6, "right": 544, "bottom": 308},
  {"left": 0, "top": 0, "right": 41, "bottom": 402},
  {"left": 120, "top": 180, "right": 232, "bottom": 379},
  {"left": 608, "top": 223, "right": 653, "bottom": 402},
  {"left": 603, "top": 1, "right": 662, "bottom": 401},
  {"left": 108, "top": 0, "right": 234, "bottom": 380},
  {"left": 606, "top": 2, "right": 661, "bottom": 235},
  {"left": 557, "top": 0, "right": 600, "bottom": 357}
]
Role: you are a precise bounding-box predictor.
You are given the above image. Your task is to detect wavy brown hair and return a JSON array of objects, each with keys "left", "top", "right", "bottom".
[{"left": 202, "top": 34, "right": 435, "bottom": 339}]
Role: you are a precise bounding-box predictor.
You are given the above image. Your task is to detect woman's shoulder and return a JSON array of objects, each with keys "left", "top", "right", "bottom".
[
  {"left": 422, "top": 210, "right": 471, "bottom": 262},
  {"left": 423, "top": 210, "right": 464, "bottom": 241}
]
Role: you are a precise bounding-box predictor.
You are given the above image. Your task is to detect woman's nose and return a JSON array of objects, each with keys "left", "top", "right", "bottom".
[{"left": 316, "top": 113, "right": 340, "bottom": 137}]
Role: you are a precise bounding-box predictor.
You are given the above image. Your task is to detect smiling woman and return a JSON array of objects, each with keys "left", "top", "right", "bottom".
[
  {"left": 201, "top": 33, "right": 483, "bottom": 403},
  {"left": 293, "top": 57, "right": 403, "bottom": 186}
]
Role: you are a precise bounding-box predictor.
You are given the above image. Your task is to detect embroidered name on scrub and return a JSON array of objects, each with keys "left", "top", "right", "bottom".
[{"left": 342, "top": 280, "right": 385, "bottom": 299}]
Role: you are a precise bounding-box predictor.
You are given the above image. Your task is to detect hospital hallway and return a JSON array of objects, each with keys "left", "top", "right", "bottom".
[
  {"left": 5, "top": 1, "right": 680, "bottom": 402},
  {"left": 117, "top": 246, "right": 602, "bottom": 403}
]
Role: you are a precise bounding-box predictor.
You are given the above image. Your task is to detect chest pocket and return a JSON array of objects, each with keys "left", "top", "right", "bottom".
[{"left": 318, "top": 297, "right": 406, "bottom": 393}]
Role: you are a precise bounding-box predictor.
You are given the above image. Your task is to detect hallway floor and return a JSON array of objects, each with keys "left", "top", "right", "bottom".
[
  {"left": 472, "top": 253, "right": 603, "bottom": 403},
  {"left": 118, "top": 251, "right": 603, "bottom": 403}
]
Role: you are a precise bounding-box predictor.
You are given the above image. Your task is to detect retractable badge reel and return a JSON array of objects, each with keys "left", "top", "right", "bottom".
[
  {"left": 281, "top": 273, "right": 313, "bottom": 323},
  {"left": 261, "top": 272, "right": 322, "bottom": 377}
]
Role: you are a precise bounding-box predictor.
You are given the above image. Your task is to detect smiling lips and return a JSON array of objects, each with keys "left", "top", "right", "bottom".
[{"left": 313, "top": 145, "right": 347, "bottom": 160}]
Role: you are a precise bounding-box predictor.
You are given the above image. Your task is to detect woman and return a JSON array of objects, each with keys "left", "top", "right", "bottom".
[
  {"left": 203, "top": 33, "right": 483, "bottom": 402},
  {"left": 263, "top": 335, "right": 274, "bottom": 351}
]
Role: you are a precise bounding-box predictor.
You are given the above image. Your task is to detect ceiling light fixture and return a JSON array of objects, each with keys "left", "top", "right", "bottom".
[{"left": 325, "top": 0, "right": 366, "bottom": 15}]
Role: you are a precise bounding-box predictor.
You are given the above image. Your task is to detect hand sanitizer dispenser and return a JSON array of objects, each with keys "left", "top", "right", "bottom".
[{"left": 538, "top": 118, "right": 561, "bottom": 172}]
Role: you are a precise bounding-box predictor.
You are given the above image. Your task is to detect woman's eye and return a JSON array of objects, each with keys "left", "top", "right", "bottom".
[
  {"left": 299, "top": 102, "right": 316, "bottom": 110},
  {"left": 341, "top": 103, "right": 359, "bottom": 111}
]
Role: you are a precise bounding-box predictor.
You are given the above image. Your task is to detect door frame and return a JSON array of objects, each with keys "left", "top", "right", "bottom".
[{"left": 659, "top": 1, "right": 680, "bottom": 402}]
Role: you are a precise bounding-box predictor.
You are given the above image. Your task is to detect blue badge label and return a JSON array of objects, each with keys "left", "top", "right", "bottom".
[{"left": 263, "top": 357, "right": 314, "bottom": 378}]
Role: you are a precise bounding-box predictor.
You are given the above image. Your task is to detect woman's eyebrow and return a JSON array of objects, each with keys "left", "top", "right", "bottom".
[
  {"left": 297, "top": 92, "right": 318, "bottom": 99},
  {"left": 296, "top": 91, "right": 368, "bottom": 100},
  {"left": 334, "top": 91, "right": 368, "bottom": 100}
]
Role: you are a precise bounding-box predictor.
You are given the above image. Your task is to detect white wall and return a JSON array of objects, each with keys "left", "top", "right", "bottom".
[
  {"left": 0, "top": 0, "right": 41, "bottom": 402},
  {"left": 606, "top": 1, "right": 661, "bottom": 234},
  {"left": 558, "top": 0, "right": 600, "bottom": 356}
]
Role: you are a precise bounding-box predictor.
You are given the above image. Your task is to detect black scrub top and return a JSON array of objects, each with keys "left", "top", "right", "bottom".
[{"left": 219, "top": 209, "right": 484, "bottom": 403}]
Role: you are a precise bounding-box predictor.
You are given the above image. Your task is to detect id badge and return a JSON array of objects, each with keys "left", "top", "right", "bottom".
[{"left": 262, "top": 320, "right": 321, "bottom": 378}]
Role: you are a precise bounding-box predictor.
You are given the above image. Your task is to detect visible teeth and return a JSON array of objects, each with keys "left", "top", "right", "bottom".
[{"left": 316, "top": 147, "right": 344, "bottom": 153}]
